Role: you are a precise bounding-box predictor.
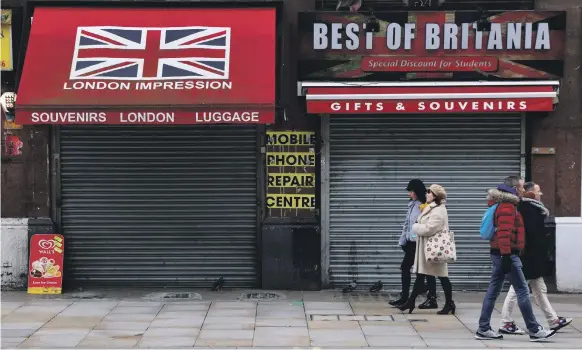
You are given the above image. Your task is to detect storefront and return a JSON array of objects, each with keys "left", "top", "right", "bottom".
[
  {"left": 298, "top": 10, "right": 566, "bottom": 290},
  {"left": 15, "top": 7, "right": 276, "bottom": 287}
]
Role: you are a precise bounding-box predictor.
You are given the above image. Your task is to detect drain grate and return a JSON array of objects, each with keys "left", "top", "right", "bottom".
[
  {"left": 310, "top": 314, "right": 396, "bottom": 321},
  {"left": 347, "top": 292, "right": 390, "bottom": 297},
  {"left": 143, "top": 292, "right": 202, "bottom": 300},
  {"left": 240, "top": 292, "right": 284, "bottom": 300},
  {"left": 69, "top": 292, "right": 106, "bottom": 299},
  {"left": 333, "top": 292, "right": 391, "bottom": 300},
  {"left": 163, "top": 293, "right": 192, "bottom": 299}
]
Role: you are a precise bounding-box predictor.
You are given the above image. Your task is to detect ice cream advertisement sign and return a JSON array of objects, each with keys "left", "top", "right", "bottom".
[{"left": 28, "top": 234, "right": 64, "bottom": 294}]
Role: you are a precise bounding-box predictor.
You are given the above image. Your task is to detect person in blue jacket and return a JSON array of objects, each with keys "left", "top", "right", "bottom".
[{"left": 388, "top": 179, "right": 438, "bottom": 308}]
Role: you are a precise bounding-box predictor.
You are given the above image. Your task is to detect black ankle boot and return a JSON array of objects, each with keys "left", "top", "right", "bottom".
[
  {"left": 397, "top": 297, "right": 416, "bottom": 314},
  {"left": 418, "top": 295, "right": 438, "bottom": 310},
  {"left": 389, "top": 294, "right": 408, "bottom": 307},
  {"left": 437, "top": 301, "right": 456, "bottom": 315}
]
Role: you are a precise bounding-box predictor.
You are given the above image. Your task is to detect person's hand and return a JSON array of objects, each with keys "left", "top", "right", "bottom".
[{"left": 501, "top": 255, "right": 512, "bottom": 274}]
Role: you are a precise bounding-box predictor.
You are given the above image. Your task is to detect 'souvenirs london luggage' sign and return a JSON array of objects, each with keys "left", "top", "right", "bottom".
[{"left": 16, "top": 8, "right": 276, "bottom": 125}]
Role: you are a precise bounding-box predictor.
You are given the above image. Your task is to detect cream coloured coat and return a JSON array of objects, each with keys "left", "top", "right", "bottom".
[{"left": 411, "top": 202, "right": 450, "bottom": 277}]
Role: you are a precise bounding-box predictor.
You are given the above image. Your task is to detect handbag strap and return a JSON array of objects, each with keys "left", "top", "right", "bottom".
[{"left": 445, "top": 227, "right": 455, "bottom": 240}]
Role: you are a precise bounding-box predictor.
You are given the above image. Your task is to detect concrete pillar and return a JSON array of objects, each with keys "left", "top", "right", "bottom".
[
  {"left": 535, "top": 0, "right": 582, "bottom": 292},
  {"left": 261, "top": 0, "right": 322, "bottom": 290},
  {"left": 533, "top": 0, "right": 582, "bottom": 217}
]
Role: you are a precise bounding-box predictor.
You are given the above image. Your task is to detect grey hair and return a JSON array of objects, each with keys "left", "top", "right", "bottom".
[
  {"left": 524, "top": 181, "right": 536, "bottom": 192},
  {"left": 503, "top": 175, "right": 521, "bottom": 189}
]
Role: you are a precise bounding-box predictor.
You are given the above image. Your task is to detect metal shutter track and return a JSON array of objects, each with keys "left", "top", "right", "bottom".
[
  {"left": 60, "top": 125, "right": 258, "bottom": 288},
  {"left": 328, "top": 115, "right": 521, "bottom": 291}
]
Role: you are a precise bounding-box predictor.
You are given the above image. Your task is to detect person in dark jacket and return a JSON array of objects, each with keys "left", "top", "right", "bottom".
[
  {"left": 476, "top": 176, "right": 556, "bottom": 342},
  {"left": 499, "top": 182, "right": 573, "bottom": 334},
  {"left": 387, "top": 179, "right": 437, "bottom": 308}
]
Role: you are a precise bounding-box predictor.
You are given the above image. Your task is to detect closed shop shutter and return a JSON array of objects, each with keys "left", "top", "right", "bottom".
[
  {"left": 60, "top": 125, "right": 259, "bottom": 288},
  {"left": 327, "top": 115, "right": 521, "bottom": 290}
]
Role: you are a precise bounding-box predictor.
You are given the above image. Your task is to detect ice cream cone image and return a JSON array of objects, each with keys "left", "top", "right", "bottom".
[{"left": 44, "top": 265, "right": 60, "bottom": 278}]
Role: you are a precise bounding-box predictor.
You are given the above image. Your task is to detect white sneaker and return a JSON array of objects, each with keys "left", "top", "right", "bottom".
[
  {"left": 529, "top": 326, "right": 557, "bottom": 342},
  {"left": 550, "top": 317, "right": 573, "bottom": 331},
  {"left": 475, "top": 328, "right": 503, "bottom": 340}
]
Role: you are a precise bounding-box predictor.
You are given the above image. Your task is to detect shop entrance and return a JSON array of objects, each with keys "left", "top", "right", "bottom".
[
  {"left": 58, "top": 125, "right": 259, "bottom": 288},
  {"left": 323, "top": 114, "right": 522, "bottom": 290}
]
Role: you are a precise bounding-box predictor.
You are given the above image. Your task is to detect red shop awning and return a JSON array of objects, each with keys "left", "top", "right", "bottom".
[
  {"left": 301, "top": 81, "right": 559, "bottom": 114},
  {"left": 16, "top": 7, "right": 276, "bottom": 125}
]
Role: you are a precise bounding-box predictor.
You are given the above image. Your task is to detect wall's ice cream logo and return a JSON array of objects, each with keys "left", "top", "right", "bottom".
[
  {"left": 38, "top": 239, "right": 55, "bottom": 250},
  {"left": 38, "top": 239, "right": 55, "bottom": 254},
  {"left": 38, "top": 236, "right": 63, "bottom": 254}
]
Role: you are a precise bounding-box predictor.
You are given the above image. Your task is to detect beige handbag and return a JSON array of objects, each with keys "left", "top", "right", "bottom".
[{"left": 425, "top": 228, "right": 457, "bottom": 264}]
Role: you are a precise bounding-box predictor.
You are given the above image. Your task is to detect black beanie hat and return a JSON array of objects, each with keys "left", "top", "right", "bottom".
[{"left": 406, "top": 179, "right": 427, "bottom": 203}]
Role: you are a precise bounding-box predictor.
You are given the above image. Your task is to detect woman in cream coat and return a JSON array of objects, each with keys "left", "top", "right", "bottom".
[{"left": 398, "top": 184, "right": 455, "bottom": 315}]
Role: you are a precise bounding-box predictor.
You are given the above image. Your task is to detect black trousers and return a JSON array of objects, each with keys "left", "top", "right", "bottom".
[
  {"left": 400, "top": 242, "right": 437, "bottom": 298},
  {"left": 411, "top": 273, "right": 453, "bottom": 304}
]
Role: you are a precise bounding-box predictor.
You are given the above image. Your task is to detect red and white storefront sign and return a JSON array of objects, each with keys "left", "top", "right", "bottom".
[
  {"left": 18, "top": 109, "right": 274, "bottom": 125},
  {"left": 16, "top": 7, "right": 276, "bottom": 125},
  {"left": 303, "top": 82, "right": 559, "bottom": 114}
]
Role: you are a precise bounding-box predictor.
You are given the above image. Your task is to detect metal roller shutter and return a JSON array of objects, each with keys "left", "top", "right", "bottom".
[
  {"left": 328, "top": 115, "right": 521, "bottom": 291},
  {"left": 60, "top": 125, "right": 259, "bottom": 288}
]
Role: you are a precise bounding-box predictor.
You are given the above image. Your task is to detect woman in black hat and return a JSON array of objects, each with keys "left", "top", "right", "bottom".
[{"left": 387, "top": 179, "right": 438, "bottom": 309}]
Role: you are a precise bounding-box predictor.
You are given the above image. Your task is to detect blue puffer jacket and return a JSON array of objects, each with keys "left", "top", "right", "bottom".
[{"left": 398, "top": 200, "right": 423, "bottom": 247}]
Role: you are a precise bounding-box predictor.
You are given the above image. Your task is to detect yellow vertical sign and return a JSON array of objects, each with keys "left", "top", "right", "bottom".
[
  {"left": 266, "top": 131, "right": 317, "bottom": 211},
  {"left": 1, "top": 10, "right": 13, "bottom": 71}
]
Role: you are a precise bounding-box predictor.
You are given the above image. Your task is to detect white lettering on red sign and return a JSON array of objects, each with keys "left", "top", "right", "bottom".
[
  {"left": 120, "top": 112, "right": 175, "bottom": 123},
  {"left": 327, "top": 100, "right": 529, "bottom": 113},
  {"left": 23, "top": 111, "right": 271, "bottom": 124},
  {"left": 31, "top": 112, "right": 107, "bottom": 123},
  {"left": 62, "top": 81, "right": 233, "bottom": 91},
  {"left": 195, "top": 111, "right": 260, "bottom": 123},
  {"left": 417, "top": 100, "right": 527, "bottom": 111},
  {"left": 331, "top": 102, "right": 384, "bottom": 112}
]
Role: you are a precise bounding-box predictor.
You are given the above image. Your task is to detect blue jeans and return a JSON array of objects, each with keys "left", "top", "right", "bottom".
[{"left": 478, "top": 254, "right": 541, "bottom": 334}]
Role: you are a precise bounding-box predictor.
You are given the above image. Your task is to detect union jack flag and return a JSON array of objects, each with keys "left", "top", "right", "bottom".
[{"left": 70, "top": 26, "right": 231, "bottom": 80}]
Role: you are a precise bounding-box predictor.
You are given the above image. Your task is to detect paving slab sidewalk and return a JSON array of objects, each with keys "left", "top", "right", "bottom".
[{"left": 1, "top": 290, "right": 581, "bottom": 349}]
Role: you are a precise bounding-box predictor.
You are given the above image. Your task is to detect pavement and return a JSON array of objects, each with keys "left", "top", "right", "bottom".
[{"left": 1, "top": 289, "right": 581, "bottom": 349}]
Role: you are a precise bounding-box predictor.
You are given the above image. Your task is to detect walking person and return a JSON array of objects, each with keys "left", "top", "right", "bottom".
[
  {"left": 499, "top": 182, "right": 572, "bottom": 335},
  {"left": 387, "top": 180, "right": 438, "bottom": 309},
  {"left": 397, "top": 184, "right": 455, "bottom": 315},
  {"left": 475, "top": 177, "right": 556, "bottom": 342}
]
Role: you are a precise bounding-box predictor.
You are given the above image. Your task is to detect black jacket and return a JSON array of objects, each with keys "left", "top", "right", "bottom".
[{"left": 518, "top": 200, "right": 549, "bottom": 280}]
